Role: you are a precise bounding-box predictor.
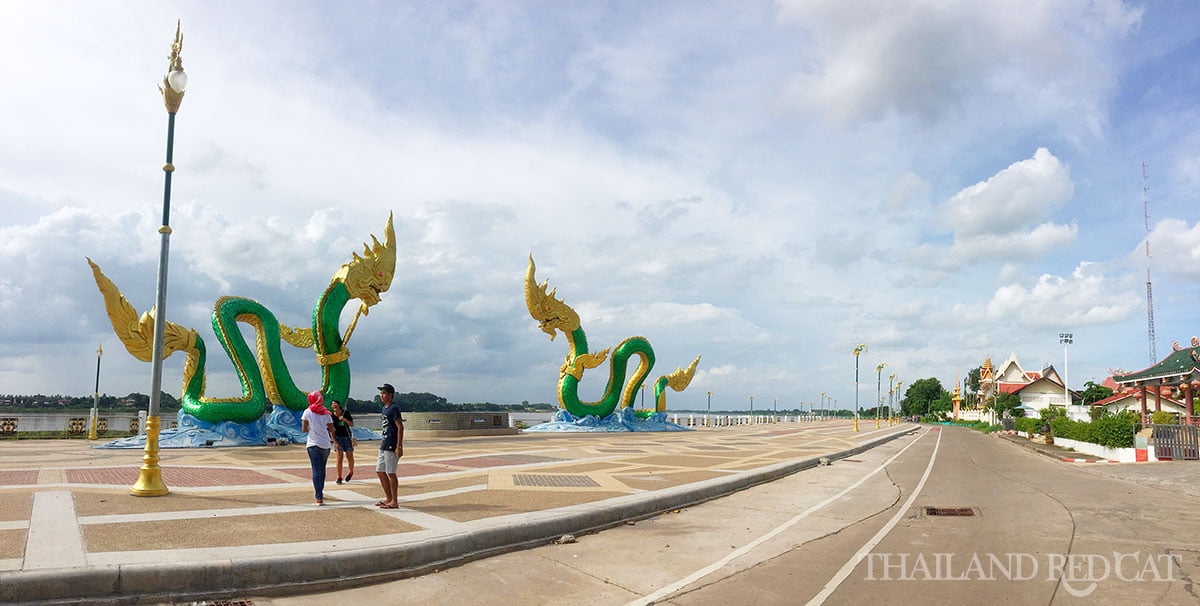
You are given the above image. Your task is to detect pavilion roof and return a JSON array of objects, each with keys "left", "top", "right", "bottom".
[{"left": 1113, "top": 345, "right": 1200, "bottom": 385}]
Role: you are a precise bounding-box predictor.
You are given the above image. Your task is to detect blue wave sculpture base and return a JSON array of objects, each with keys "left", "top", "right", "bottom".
[
  {"left": 93, "top": 406, "right": 382, "bottom": 449},
  {"left": 523, "top": 407, "right": 691, "bottom": 432}
]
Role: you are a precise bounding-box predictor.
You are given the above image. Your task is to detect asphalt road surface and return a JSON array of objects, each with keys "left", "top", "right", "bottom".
[{"left": 247, "top": 426, "right": 1200, "bottom": 605}]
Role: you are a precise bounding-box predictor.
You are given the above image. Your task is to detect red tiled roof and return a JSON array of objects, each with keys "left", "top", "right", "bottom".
[
  {"left": 1089, "top": 392, "right": 1185, "bottom": 407},
  {"left": 1026, "top": 372, "right": 1042, "bottom": 380},
  {"left": 997, "top": 383, "right": 1024, "bottom": 394}
]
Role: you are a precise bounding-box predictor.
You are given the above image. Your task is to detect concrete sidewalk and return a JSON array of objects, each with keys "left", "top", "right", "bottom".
[
  {"left": 0, "top": 421, "right": 916, "bottom": 604},
  {"left": 994, "top": 431, "right": 1109, "bottom": 462}
]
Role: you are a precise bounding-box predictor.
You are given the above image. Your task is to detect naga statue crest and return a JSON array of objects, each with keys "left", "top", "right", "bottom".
[
  {"left": 89, "top": 213, "right": 397, "bottom": 425},
  {"left": 524, "top": 254, "right": 700, "bottom": 420}
]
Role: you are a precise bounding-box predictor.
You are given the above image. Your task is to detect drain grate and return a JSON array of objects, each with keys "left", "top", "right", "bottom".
[
  {"left": 513, "top": 473, "right": 601, "bottom": 488},
  {"left": 925, "top": 507, "right": 975, "bottom": 517}
]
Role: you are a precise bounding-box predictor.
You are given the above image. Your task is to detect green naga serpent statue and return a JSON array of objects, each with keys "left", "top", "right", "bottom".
[
  {"left": 525, "top": 254, "right": 700, "bottom": 420},
  {"left": 88, "top": 213, "right": 396, "bottom": 426}
]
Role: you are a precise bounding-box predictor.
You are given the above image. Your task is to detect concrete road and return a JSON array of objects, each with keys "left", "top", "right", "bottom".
[{"left": 247, "top": 425, "right": 1200, "bottom": 606}]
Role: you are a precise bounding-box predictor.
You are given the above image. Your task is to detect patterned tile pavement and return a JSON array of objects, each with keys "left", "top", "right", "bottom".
[
  {"left": 0, "top": 470, "right": 38, "bottom": 485},
  {"left": 429, "top": 454, "right": 562, "bottom": 468},
  {"left": 65, "top": 467, "right": 289, "bottom": 487},
  {"left": 275, "top": 462, "right": 453, "bottom": 480}
]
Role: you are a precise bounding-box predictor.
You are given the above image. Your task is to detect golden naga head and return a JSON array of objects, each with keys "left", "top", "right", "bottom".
[
  {"left": 335, "top": 212, "right": 397, "bottom": 308},
  {"left": 525, "top": 254, "right": 580, "bottom": 340}
]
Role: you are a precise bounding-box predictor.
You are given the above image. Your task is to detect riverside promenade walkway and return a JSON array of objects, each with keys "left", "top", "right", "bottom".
[{"left": 0, "top": 420, "right": 914, "bottom": 604}]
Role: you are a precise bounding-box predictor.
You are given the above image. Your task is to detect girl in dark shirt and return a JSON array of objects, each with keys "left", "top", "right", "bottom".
[{"left": 331, "top": 401, "right": 355, "bottom": 483}]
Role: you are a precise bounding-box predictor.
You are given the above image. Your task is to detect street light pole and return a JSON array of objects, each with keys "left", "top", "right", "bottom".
[
  {"left": 854, "top": 344, "right": 867, "bottom": 424},
  {"left": 133, "top": 21, "right": 188, "bottom": 497},
  {"left": 706, "top": 390, "right": 712, "bottom": 414},
  {"left": 1060, "top": 333, "right": 1073, "bottom": 411},
  {"left": 89, "top": 344, "right": 102, "bottom": 440},
  {"left": 876, "top": 362, "right": 887, "bottom": 418},
  {"left": 888, "top": 372, "right": 896, "bottom": 423}
]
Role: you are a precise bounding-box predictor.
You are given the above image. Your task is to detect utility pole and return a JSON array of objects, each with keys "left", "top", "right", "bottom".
[{"left": 1143, "top": 163, "right": 1157, "bottom": 364}]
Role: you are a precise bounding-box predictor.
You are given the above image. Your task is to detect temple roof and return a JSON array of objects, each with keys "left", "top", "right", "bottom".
[
  {"left": 1113, "top": 345, "right": 1200, "bottom": 384},
  {"left": 1090, "top": 391, "right": 1185, "bottom": 407}
]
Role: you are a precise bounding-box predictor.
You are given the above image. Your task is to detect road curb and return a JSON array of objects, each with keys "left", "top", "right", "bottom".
[
  {"left": 995, "top": 432, "right": 1106, "bottom": 463},
  {"left": 0, "top": 426, "right": 918, "bottom": 605}
]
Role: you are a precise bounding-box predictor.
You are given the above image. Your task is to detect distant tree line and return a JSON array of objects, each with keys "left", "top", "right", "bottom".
[
  {"left": 0, "top": 391, "right": 555, "bottom": 414},
  {"left": 343, "top": 392, "right": 557, "bottom": 413},
  {"left": 0, "top": 392, "right": 180, "bottom": 412}
]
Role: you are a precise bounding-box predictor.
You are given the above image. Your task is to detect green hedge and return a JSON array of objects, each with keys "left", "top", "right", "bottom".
[
  {"left": 1151, "top": 410, "right": 1178, "bottom": 425},
  {"left": 1092, "top": 411, "right": 1137, "bottom": 448},
  {"left": 1014, "top": 417, "right": 1041, "bottom": 434},
  {"left": 1050, "top": 411, "right": 1136, "bottom": 449}
]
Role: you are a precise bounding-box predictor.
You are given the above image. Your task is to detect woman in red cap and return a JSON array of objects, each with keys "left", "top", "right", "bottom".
[{"left": 300, "top": 390, "right": 337, "bottom": 505}]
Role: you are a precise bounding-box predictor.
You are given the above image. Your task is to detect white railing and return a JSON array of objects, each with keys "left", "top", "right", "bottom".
[{"left": 669, "top": 414, "right": 833, "bottom": 427}]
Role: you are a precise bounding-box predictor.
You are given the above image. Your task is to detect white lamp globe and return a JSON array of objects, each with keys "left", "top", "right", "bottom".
[{"left": 167, "top": 70, "right": 188, "bottom": 93}]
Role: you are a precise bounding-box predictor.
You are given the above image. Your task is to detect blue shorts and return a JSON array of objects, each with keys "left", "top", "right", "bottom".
[{"left": 334, "top": 435, "right": 354, "bottom": 452}]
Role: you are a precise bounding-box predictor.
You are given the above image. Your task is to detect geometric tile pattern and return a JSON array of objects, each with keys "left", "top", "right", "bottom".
[
  {"left": 0, "top": 470, "right": 39, "bottom": 486},
  {"left": 433, "top": 454, "right": 561, "bottom": 468},
  {"left": 66, "top": 467, "right": 288, "bottom": 487}
]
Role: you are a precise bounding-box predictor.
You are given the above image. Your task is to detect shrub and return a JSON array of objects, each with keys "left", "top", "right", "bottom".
[
  {"left": 1014, "top": 417, "right": 1041, "bottom": 435},
  {"left": 1092, "top": 411, "right": 1137, "bottom": 448},
  {"left": 1050, "top": 416, "right": 1072, "bottom": 439},
  {"left": 1151, "top": 410, "right": 1178, "bottom": 425},
  {"left": 1040, "top": 407, "right": 1066, "bottom": 424}
]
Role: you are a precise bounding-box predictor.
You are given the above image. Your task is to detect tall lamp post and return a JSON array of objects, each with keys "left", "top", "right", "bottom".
[
  {"left": 875, "top": 362, "right": 887, "bottom": 418},
  {"left": 854, "top": 343, "right": 868, "bottom": 417},
  {"left": 133, "top": 21, "right": 188, "bottom": 497},
  {"left": 706, "top": 390, "right": 712, "bottom": 414},
  {"left": 888, "top": 372, "right": 896, "bottom": 423},
  {"left": 89, "top": 344, "right": 103, "bottom": 440},
  {"left": 1060, "top": 333, "right": 1073, "bottom": 411},
  {"left": 749, "top": 394, "right": 754, "bottom": 421}
]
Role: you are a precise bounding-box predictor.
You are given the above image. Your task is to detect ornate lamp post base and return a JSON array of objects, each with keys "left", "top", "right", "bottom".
[{"left": 131, "top": 416, "right": 169, "bottom": 496}]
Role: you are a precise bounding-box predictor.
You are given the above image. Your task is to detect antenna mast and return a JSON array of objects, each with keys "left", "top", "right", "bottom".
[{"left": 1143, "top": 163, "right": 1156, "bottom": 363}]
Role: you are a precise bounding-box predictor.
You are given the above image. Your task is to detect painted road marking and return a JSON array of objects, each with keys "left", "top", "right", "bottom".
[
  {"left": 628, "top": 428, "right": 928, "bottom": 606},
  {"left": 805, "top": 429, "right": 942, "bottom": 605}
]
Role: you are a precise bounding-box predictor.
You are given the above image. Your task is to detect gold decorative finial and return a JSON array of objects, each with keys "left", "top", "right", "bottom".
[
  {"left": 169, "top": 19, "right": 184, "bottom": 72},
  {"left": 160, "top": 20, "right": 187, "bottom": 113}
]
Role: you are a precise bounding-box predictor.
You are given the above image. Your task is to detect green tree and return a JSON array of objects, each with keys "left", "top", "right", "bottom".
[
  {"left": 901, "top": 378, "right": 946, "bottom": 416},
  {"left": 1079, "top": 381, "right": 1113, "bottom": 406},
  {"left": 988, "top": 392, "right": 1022, "bottom": 418},
  {"left": 966, "top": 366, "right": 981, "bottom": 393}
]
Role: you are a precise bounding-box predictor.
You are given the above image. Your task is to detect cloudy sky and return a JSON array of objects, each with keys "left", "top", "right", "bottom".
[{"left": 2, "top": 1, "right": 1199, "bottom": 412}]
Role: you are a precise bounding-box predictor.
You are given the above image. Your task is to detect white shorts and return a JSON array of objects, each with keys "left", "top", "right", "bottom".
[{"left": 376, "top": 450, "right": 399, "bottom": 475}]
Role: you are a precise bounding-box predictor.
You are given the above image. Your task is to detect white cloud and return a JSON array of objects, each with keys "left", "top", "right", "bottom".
[
  {"left": 975, "top": 262, "right": 1139, "bottom": 327},
  {"left": 909, "top": 148, "right": 1077, "bottom": 270},
  {"left": 775, "top": 0, "right": 1142, "bottom": 136},
  {"left": 911, "top": 221, "right": 1078, "bottom": 270},
  {"left": 1145, "top": 218, "right": 1200, "bottom": 280},
  {"left": 944, "top": 148, "right": 1074, "bottom": 236}
]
